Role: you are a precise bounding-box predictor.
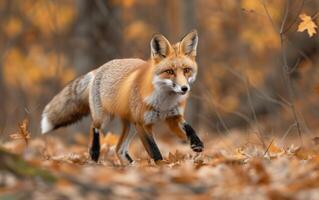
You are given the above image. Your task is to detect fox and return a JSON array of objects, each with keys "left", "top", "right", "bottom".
[{"left": 41, "top": 30, "right": 204, "bottom": 165}]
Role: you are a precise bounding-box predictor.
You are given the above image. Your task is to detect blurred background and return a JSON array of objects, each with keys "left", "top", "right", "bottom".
[{"left": 0, "top": 0, "right": 319, "bottom": 140}]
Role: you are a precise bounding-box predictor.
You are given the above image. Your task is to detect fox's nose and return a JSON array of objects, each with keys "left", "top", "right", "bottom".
[{"left": 181, "top": 86, "right": 188, "bottom": 92}]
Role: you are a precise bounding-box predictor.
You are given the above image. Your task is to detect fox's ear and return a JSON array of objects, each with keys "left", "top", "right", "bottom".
[
  {"left": 150, "top": 34, "right": 171, "bottom": 60},
  {"left": 180, "top": 30, "right": 198, "bottom": 57}
]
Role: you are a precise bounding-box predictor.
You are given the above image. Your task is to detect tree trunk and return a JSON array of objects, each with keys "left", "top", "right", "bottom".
[
  {"left": 70, "top": 0, "right": 123, "bottom": 133},
  {"left": 72, "top": 0, "right": 123, "bottom": 74}
]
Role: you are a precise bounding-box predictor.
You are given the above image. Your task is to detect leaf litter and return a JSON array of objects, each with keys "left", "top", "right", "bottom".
[{"left": 1, "top": 120, "right": 319, "bottom": 199}]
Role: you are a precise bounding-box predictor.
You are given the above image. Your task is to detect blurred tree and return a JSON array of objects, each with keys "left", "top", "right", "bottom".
[
  {"left": 72, "top": 0, "right": 123, "bottom": 74},
  {"left": 0, "top": 0, "right": 319, "bottom": 136},
  {"left": 69, "top": 0, "right": 124, "bottom": 133}
]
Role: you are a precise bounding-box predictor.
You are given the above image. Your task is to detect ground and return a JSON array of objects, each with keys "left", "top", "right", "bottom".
[{"left": 1, "top": 122, "right": 319, "bottom": 200}]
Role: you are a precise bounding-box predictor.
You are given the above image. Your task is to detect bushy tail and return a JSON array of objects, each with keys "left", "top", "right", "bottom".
[{"left": 41, "top": 72, "right": 94, "bottom": 134}]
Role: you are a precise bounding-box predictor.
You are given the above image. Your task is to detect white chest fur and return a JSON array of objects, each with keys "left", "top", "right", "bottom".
[
  {"left": 143, "top": 90, "right": 186, "bottom": 124},
  {"left": 145, "top": 89, "right": 184, "bottom": 110}
]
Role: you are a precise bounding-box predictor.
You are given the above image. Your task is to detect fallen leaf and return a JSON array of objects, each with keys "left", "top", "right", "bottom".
[
  {"left": 297, "top": 14, "right": 317, "bottom": 37},
  {"left": 293, "top": 147, "right": 311, "bottom": 160},
  {"left": 9, "top": 119, "right": 31, "bottom": 145}
]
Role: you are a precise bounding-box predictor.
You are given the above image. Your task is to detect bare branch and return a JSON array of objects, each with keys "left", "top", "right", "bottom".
[
  {"left": 283, "top": 0, "right": 305, "bottom": 33},
  {"left": 261, "top": 0, "right": 303, "bottom": 145},
  {"left": 263, "top": 138, "right": 275, "bottom": 156},
  {"left": 279, "top": 0, "right": 290, "bottom": 34},
  {"left": 245, "top": 78, "right": 266, "bottom": 149},
  {"left": 280, "top": 122, "right": 297, "bottom": 145},
  {"left": 261, "top": 0, "right": 279, "bottom": 32}
]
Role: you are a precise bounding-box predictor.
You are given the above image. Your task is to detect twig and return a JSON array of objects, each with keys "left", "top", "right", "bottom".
[
  {"left": 245, "top": 78, "right": 266, "bottom": 149},
  {"left": 224, "top": 64, "right": 289, "bottom": 108},
  {"left": 280, "top": 122, "right": 297, "bottom": 145},
  {"left": 261, "top": 0, "right": 303, "bottom": 145},
  {"left": 198, "top": 84, "right": 231, "bottom": 135},
  {"left": 276, "top": 93, "right": 292, "bottom": 107},
  {"left": 255, "top": 91, "right": 288, "bottom": 108},
  {"left": 280, "top": 36, "right": 303, "bottom": 144},
  {"left": 286, "top": 37, "right": 312, "bottom": 66},
  {"left": 191, "top": 94, "right": 252, "bottom": 126},
  {"left": 283, "top": 0, "right": 305, "bottom": 33},
  {"left": 282, "top": 7, "right": 301, "bottom": 132},
  {"left": 263, "top": 138, "right": 275, "bottom": 156},
  {"left": 221, "top": 63, "right": 266, "bottom": 148},
  {"left": 261, "top": 0, "right": 279, "bottom": 32},
  {"left": 279, "top": 0, "right": 290, "bottom": 34},
  {"left": 287, "top": 57, "right": 301, "bottom": 74}
]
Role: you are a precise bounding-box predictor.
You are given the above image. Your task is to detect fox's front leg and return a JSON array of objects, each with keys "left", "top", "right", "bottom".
[
  {"left": 166, "top": 116, "right": 204, "bottom": 152},
  {"left": 136, "top": 124, "right": 163, "bottom": 162}
]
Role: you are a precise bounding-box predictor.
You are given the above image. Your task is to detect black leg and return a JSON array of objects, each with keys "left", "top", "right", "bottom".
[
  {"left": 90, "top": 128, "right": 100, "bottom": 162},
  {"left": 136, "top": 125, "right": 163, "bottom": 162},
  {"left": 183, "top": 123, "right": 204, "bottom": 152},
  {"left": 125, "top": 152, "right": 134, "bottom": 163},
  {"left": 144, "top": 135, "right": 163, "bottom": 161}
]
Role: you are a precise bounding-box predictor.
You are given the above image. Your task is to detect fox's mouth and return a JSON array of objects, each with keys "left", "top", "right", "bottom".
[
  {"left": 176, "top": 91, "right": 187, "bottom": 95},
  {"left": 169, "top": 90, "right": 187, "bottom": 95}
]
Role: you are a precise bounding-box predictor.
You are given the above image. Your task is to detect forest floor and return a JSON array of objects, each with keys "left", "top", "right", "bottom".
[{"left": 1, "top": 120, "right": 319, "bottom": 200}]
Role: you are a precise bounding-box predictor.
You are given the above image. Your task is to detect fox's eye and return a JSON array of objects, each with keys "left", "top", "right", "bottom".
[
  {"left": 165, "top": 69, "right": 174, "bottom": 75},
  {"left": 183, "top": 68, "right": 191, "bottom": 74}
]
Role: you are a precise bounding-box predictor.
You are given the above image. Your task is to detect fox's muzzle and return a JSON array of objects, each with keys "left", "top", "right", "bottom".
[{"left": 173, "top": 84, "right": 189, "bottom": 95}]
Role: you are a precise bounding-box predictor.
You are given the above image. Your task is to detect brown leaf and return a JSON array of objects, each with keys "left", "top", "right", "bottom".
[
  {"left": 167, "top": 150, "right": 186, "bottom": 164},
  {"left": 293, "top": 147, "right": 311, "bottom": 160},
  {"left": 297, "top": 14, "right": 317, "bottom": 37},
  {"left": 10, "top": 119, "right": 31, "bottom": 145}
]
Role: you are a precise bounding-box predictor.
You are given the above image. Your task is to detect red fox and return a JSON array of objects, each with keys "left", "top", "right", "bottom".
[{"left": 41, "top": 30, "right": 203, "bottom": 164}]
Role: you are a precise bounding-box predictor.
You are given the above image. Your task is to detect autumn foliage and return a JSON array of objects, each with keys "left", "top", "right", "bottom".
[
  {"left": 1, "top": 0, "right": 319, "bottom": 199},
  {"left": 1, "top": 119, "right": 319, "bottom": 199}
]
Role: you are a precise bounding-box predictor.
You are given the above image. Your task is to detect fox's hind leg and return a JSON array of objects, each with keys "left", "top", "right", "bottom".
[
  {"left": 89, "top": 116, "right": 112, "bottom": 162},
  {"left": 89, "top": 125, "right": 101, "bottom": 162},
  {"left": 88, "top": 76, "right": 110, "bottom": 162},
  {"left": 116, "top": 120, "right": 136, "bottom": 165}
]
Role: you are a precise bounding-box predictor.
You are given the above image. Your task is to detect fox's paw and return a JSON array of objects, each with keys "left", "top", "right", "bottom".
[
  {"left": 90, "top": 148, "right": 100, "bottom": 162},
  {"left": 190, "top": 138, "right": 204, "bottom": 152}
]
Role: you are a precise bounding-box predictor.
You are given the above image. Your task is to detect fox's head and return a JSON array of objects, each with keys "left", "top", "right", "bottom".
[{"left": 150, "top": 30, "right": 198, "bottom": 95}]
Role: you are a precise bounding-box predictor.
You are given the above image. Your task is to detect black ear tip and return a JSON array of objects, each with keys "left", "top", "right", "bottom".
[
  {"left": 151, "top": 33, "right": 166, "bottom": 41},
  {"left": 190, "top": 29, "right": 198, "bottom": 38},
  {"left": 191, "top": 29, "right": 198, "bottom": 35},
  {"left": 152, "top": 32, "right": 162, "bottom": 37},
  {"left": 180, "top": 29, "right": 198, "bottom": 42},
  {"left": 151, "top": 35, "right": 159, "bottom": 41}
]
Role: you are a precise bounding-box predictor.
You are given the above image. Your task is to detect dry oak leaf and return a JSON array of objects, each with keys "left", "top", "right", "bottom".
[
  {"left": 297, "top": 14, "right": 317, "bottom": 37},
  {"left": 10, "top": 118, "right": 31, "bottom": 145}
]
